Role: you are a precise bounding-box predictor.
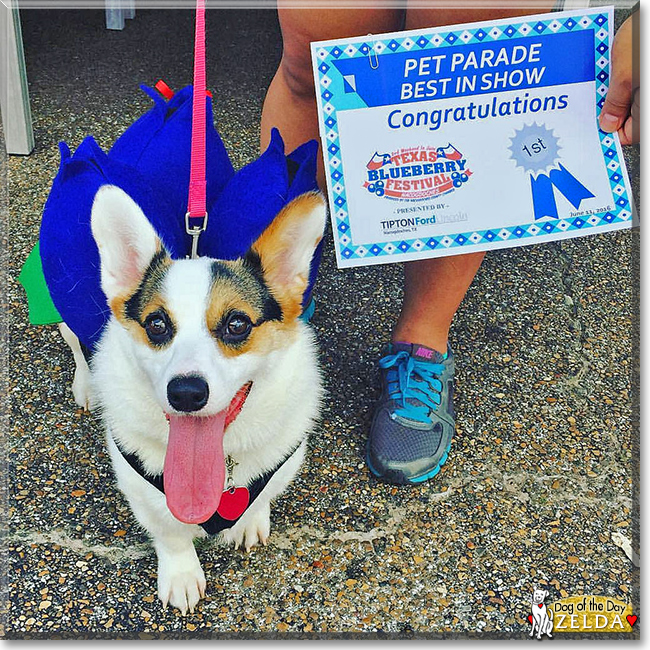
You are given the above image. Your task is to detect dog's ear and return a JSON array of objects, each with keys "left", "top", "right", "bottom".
[
  {"left": 251, "top": 191, "right": 326, "bottom": 319},
  {"left": 91, "top": 185, "right": 165, "bottom": 302}
]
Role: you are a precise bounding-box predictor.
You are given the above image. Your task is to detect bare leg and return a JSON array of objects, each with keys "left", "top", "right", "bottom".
[
  {"left": 261, "top": 6, "right": 403, "bottom": 186},
  {"left": 394, "top": 254, "right": 486, "bottom": 353},
  {"left": 392, "top": 0, "right": 555, "bottom": 353},
  {"left": 404, "top": 1, "right": 556, "bottom": 29}
]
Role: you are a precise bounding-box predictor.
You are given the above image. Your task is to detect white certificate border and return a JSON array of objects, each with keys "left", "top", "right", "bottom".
[{"left": 311, "top": 6, "right": 635, "bottom": 269}]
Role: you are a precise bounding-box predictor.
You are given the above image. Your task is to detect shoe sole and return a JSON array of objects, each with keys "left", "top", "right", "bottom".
[{"left": 365, "top": 436, "right": 453, "bottom": 485}]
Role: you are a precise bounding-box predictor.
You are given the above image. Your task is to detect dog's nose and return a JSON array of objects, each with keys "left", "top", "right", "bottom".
[{"left": 167, "top": 376, "right": 210, "bottom": 413}]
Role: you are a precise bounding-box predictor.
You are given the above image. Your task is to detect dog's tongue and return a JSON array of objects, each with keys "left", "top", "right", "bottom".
[{"left": 164, "top": 411, "right": 227, "bottom": 524}]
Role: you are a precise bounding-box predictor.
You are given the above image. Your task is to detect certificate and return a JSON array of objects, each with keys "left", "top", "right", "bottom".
[{"left": 311, "top": 7, "right": 635, "bottom": 268}]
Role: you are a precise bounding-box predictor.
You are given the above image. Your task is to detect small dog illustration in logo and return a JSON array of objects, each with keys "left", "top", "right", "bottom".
[{"left": 530, "top": 588, "right": 554, "bottom": 639}]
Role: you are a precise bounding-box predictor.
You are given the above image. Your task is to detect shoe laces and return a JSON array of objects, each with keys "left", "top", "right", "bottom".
[{"left": 379, "top": 350, "right": 444, "bottom": 424}]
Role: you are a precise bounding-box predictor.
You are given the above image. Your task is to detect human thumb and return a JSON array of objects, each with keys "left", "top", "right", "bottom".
[{"left": 598, "top": 13, "right": 638, "bottom": 134}]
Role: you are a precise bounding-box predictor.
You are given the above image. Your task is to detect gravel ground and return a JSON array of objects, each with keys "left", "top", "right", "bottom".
[{"left": 1, "top": 5, "right": 639, "bottom": 640}]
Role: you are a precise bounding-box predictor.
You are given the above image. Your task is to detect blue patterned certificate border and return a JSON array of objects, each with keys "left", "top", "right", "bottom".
[{"left": 312, "top": 7, "right": 634, "bottom": 267}]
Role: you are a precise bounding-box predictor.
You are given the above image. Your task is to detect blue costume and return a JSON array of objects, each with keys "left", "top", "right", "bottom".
[{"left": 21, "top": 85, "right": 322, "bottom": 350}]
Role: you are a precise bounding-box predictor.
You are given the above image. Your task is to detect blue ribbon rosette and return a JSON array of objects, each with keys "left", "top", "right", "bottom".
[
  {"left": 24, "top": 85, "right": 321, "bottom": 350},
  {"left": 509, "top": 123, "right": 594, "bottom": 221},
  {"left": 529, "top": 164, "right": 595, "bottom": 221}
]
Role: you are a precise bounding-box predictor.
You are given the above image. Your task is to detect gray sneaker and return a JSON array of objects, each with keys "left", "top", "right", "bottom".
[{"left": 366, "top": 342, "right": 456, "bottom": 484}]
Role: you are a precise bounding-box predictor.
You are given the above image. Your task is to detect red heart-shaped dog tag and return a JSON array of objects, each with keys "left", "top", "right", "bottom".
[{"left": 217, "top": 487, "right": 250, "bottom": 520}]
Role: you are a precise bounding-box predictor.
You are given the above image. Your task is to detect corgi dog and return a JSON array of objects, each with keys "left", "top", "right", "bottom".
[{"left": 62, "top": 184, "right": 325, "bottom": 614}]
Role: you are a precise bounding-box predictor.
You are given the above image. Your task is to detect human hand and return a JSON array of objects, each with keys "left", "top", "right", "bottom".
[{"left": 598, "top": 12, "right": 639, "bottom": 145}]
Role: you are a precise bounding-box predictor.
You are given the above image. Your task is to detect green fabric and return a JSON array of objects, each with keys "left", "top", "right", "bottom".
[{"left": 18, "top": 242, "right": 62, "bottom": 325}]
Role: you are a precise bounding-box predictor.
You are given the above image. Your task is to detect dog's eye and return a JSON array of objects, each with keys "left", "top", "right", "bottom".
[
  {"left": 222, "top": 312, "right": 253, "bottom": 343},
  {"left": 144, "top": 312, "right": 173, "bottom": 344}
]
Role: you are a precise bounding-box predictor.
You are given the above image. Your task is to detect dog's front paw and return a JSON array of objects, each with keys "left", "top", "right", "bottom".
[
  {"left": 157, "top": 553, "right": 206, "bottom": 614},
  {"left": 222, "top": 502, "right": 271, "bottom": 551}
]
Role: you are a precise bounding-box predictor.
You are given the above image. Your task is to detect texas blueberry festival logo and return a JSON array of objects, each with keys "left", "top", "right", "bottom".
[{"left": 364, "top": 144, "right": 471, "bottom": 201}]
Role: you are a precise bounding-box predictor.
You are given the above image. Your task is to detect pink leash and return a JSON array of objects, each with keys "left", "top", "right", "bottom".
[{"left": 186, "top": 0, "right": 208, "bottom": 259}]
